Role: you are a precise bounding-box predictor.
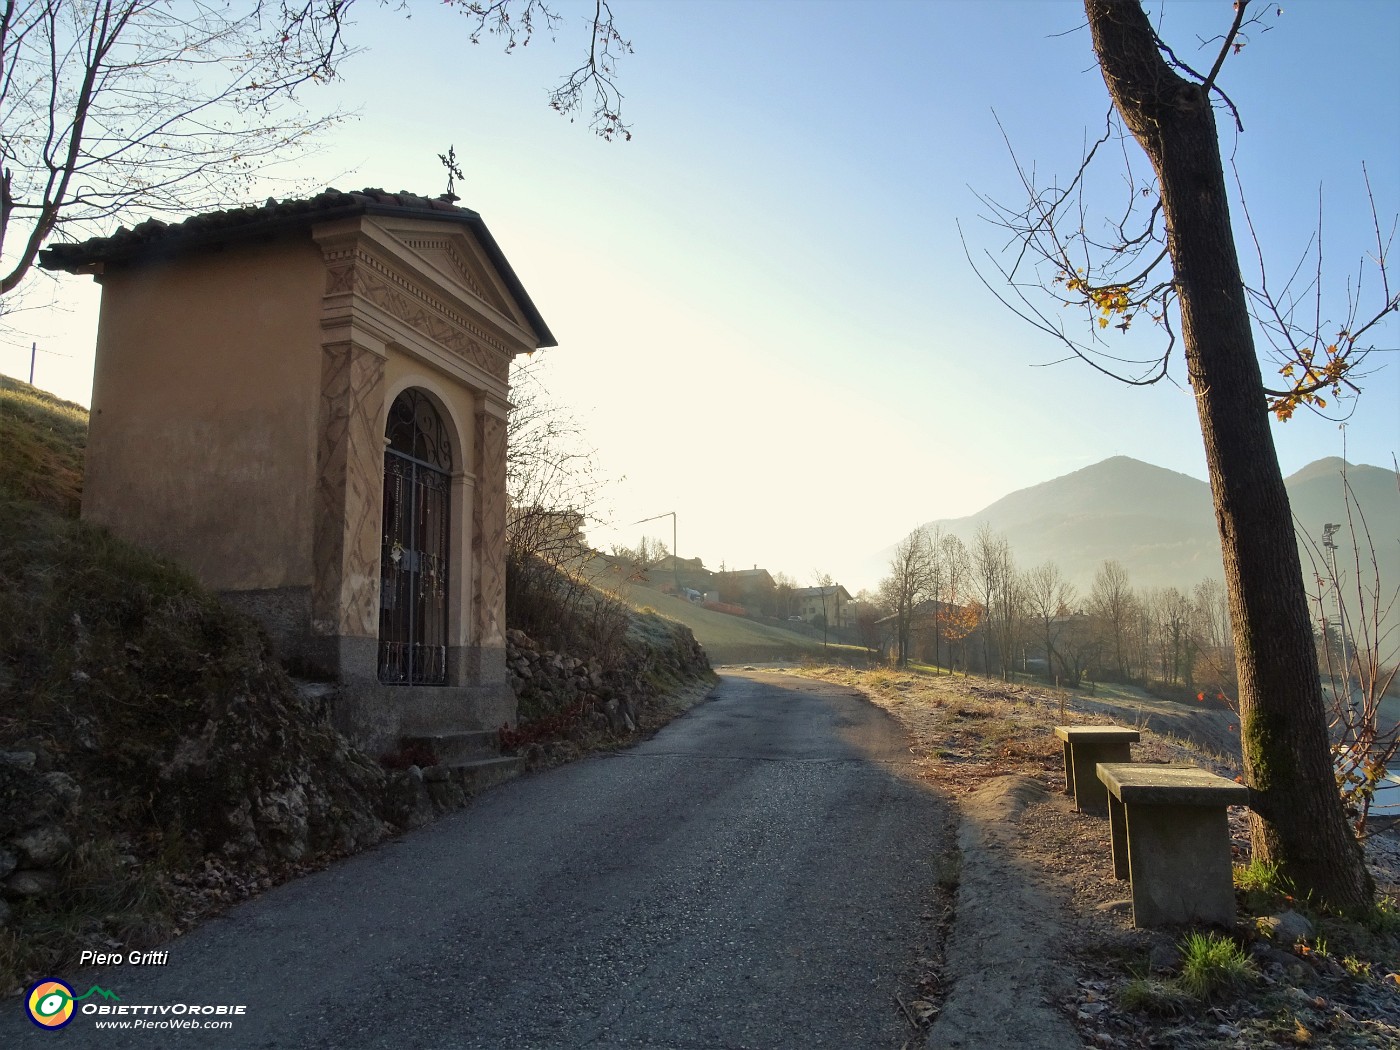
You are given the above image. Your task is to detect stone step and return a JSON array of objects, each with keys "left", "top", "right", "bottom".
[
  {"left": 442, "top": 755, "right": 524, "bottom": 793},
  {"left": 400, "top": 730, "right": 501, "bottom": 766}
]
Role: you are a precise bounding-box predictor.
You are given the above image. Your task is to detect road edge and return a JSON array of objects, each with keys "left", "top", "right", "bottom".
[{"left": 924, "top": 775, "right": 1082, "bottom": 1050}]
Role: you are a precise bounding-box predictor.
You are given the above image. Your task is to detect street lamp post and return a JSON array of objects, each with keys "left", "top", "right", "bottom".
[
  {"left": 1321, "top": 523, "right": 1350, "bottom": 706},
  {"left": 1321, "top": 526, "right": 1344, "bottom": 683}
]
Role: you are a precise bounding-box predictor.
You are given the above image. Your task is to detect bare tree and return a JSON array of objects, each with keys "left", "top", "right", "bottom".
[
  {"left": 1139, "top": 586, "right": 1195, "bottom": 689},
  {"left": 771, "top": 571, "right": 797, "bottom": 620},
  {"left": 852, "top": 588, "right": 891, "bottom": 656},
  {"left": 879, "top": 527, "right": 933, "bottom": 667},
  {"left": 609, "top": 536, "right": 670, "bottom": 575},
  {"left": 1024, "top": 561, "right": 1076, "bottom": 685},
  {"left": 507, "top": 357, "right": 604, "bottom": 567},
  {"left": 918, "top": 526, "right": 946, "bottom": 670},
  {"left": 1052, "top": 611, "right": 1099, "bottom": 690},
  {"left": 1165, "top": 587, "right": 1196, "bottom": 689},
  {"left": 504, "top": 355, "right": 618, "bottom": 643},
  {"left": 457, "top": 0, "right": 632, "bottom": 141},
  {"left": 1300, "top": 463, "right": 1400, "bottom": 835},
  {"left": 1090, "top": 559, "right": 1135, "bottom": 682},
  {"left": 936, "top": 531, "right": 973, "bottom": 672},
  {"left": 809, "top": 569, "right": 840, "bottom": 646},
  {"left": 973, "top": 0, "right": 1387, "bottom": 908},
  {"left": 1134, "top": 587, "right": 1161, "bottom": 685},
  {"left": 4, "top": 1, "right": 630, "bottom": 308},
  {"left": 2, "top": 1, "right": 340, "bottom": 300},
  {"left": 1190, "top": 576, "right": 1235, "bottom": 694},
  {"left": 972, "top": 523, "right": 1020, "bottom": 680}
]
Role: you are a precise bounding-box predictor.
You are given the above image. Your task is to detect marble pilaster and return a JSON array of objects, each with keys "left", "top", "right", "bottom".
[
  {"left": 311, "top": 338, "right": 386, "bottom": 679},
  {"left": 473, "top": 400, "right": 509, "bottom": 653}
]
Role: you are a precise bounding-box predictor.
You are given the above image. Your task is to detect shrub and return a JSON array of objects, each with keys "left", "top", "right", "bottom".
[
  {"left": 1117, "top": 977, "right": 1191, "bottom": 1015},
  {"left": 1177, "top": 931, "right": 1257, "bottom": 1000},
  {"left": 1234, "top": 857, "right": 1296, "bottom": 914}
]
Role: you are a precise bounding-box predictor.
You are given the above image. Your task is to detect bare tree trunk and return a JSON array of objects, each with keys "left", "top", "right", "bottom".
[
  {"left": 933, "top": 612, "right": 942, "bottom": 673},
  {"left": 1085, "top": 0, "right": 1370, "bottom": 911}
]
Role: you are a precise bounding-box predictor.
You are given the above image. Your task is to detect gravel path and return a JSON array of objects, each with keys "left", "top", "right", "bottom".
[{"left": 7, "top": 672, "right": 952, "bottom": 1049}]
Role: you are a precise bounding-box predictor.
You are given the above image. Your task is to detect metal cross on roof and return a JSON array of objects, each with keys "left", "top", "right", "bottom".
[{"left": 438, "top": 145, "right": 464, "bottom": 203}]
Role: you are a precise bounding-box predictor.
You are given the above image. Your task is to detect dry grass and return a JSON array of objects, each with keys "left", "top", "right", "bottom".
[
  {"left": 781, "top": 663, "right": 1125, "bottom": 792},
  {"left": 0, "top": 376, "right": 87, "bottom": 517},
  {"left": 603, "top": 578, "right": 835, "bottom": 665},
  {"left": 776, "top": 662, "right": 1400, "bottom": 1049}
]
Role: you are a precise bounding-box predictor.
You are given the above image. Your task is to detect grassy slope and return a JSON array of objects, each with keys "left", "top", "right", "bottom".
[
  {"left": 611, "top": 580, "right": 833, "bottom": 664},
  {"left": 0, "top": 381, "right": 390, "bottom": 993},
  {"left": 0, "top": 376, "right": 87, "bottom": 516}
]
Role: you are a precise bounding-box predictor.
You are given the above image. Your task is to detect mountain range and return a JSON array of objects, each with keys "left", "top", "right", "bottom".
[{"left": 877, "top": 456, "right": 1400, "bottom": 606}]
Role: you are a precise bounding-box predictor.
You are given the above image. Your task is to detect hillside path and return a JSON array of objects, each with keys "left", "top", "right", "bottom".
[{"left": 8, "top": 672, "right": 952, "bottom": 1049}]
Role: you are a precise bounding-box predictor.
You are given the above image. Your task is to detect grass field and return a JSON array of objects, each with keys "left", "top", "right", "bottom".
[{"left": 604, "top": 579, "right": 870, "bottom": 665}]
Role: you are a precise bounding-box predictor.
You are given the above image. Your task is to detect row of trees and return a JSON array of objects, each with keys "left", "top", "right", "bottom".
[{"left": 876, "top": 523, "right": 1239, "bottom": 697}]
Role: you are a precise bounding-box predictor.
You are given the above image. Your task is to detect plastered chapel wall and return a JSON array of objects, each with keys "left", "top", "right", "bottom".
[{"left": 83, "top": 238, "right": 326, "bottom": 592}]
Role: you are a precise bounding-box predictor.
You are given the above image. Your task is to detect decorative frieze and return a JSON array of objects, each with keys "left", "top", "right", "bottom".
[
  {"left": 400, "top": 237, "right": 490, "bottom": 301},
  {"left": 319, "top": 246, "right": 514, "bottom": 381}
]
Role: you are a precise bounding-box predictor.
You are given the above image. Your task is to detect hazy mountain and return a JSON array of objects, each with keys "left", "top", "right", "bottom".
[
  {"left": 1284, "top": 457, "right": 1399, "bottom": 551},
  {"left": 876, "top": 456, "right": 1399, "bottom": 607},
  {"left": 1284, "top": 458, "right": 1400, "bottom": 605}
]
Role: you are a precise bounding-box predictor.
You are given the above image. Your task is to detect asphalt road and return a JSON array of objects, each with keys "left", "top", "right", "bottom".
[{"left": 8, "top": 671, "right": 952, "bottom": 1049}]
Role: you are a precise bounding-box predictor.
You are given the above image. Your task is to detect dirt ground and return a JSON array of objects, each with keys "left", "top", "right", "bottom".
[{"left": 767, "top": 664, "right": 1400, "bottom": 1050}]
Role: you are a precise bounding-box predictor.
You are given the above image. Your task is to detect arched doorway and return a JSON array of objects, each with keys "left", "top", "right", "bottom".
[{"left": 379, "top": 390, "right": 453, "bottom": 685}]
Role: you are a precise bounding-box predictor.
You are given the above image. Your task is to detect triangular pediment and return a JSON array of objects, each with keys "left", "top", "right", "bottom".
[{"left": 372, "top": 219, "right": 533, "bottom": 337}]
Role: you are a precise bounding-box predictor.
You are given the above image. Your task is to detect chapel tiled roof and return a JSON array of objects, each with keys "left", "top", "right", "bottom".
[{"left": 39, "top": 188, "right": 556, "bottom": 347}]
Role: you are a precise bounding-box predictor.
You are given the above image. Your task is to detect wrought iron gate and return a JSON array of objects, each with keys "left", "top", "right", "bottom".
[{"left": 378, "top": 391, "right": 452, "bottom": 686}]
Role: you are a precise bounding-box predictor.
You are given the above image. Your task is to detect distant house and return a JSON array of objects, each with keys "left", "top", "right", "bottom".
[
  {"left": 792, "top": 585, "right": 852, "bottom": 628},
  {"left": 647, "top": 554, "right": 713, "bottom": 595},
  {"left": 714, "top": 568, "right": 776, "bottom": 610},
  {"left": 508, "top": 507, "right": 588, "bottom": 560}
]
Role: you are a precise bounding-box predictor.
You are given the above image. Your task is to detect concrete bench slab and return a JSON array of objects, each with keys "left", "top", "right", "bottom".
[
  {"left": 1053, "top": 725, "right": 1140, "bottom": 816},
  {"left": 1096, "top": 762, "right": 1249, "bottom": 928}
]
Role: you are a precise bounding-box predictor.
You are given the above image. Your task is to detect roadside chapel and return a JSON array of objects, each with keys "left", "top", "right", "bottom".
[{"left": 40, "top": 188, "right": 555, "bottom": 753}]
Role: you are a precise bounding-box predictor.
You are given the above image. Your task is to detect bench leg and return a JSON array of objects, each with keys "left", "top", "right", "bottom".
[
  {"left": 1107, "top": 794, "right": 1129, "bottom": 880},
  {"left": 1070, "top": 741, "right": 1132, "bottom": 816},
  {"left": 1063, "top": 741, "right": 1074, "bottom": 795},
  {"left": 1123, "top": 804, "right": 1235, "bottom": 928}
]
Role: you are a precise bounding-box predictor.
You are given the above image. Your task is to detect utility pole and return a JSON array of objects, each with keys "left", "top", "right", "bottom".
[
  {"left": 630, "top": 511, "right": 678, "bottom": 596},
  {"left": 23, "top": 342, "right": 68, "bottom": 387}
]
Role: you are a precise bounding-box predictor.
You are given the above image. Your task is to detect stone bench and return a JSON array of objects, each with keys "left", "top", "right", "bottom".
[
  {"left": 1053, "top": 725, "right": 1140, "bottom": 816},
  {"left": 1096, "top": 762, "right": 1249, "bottom": 928}
]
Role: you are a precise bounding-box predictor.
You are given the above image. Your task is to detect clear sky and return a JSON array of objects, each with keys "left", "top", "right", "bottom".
[{"left": 5, "top": 0, "right": 1397, "bottom": 594}]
